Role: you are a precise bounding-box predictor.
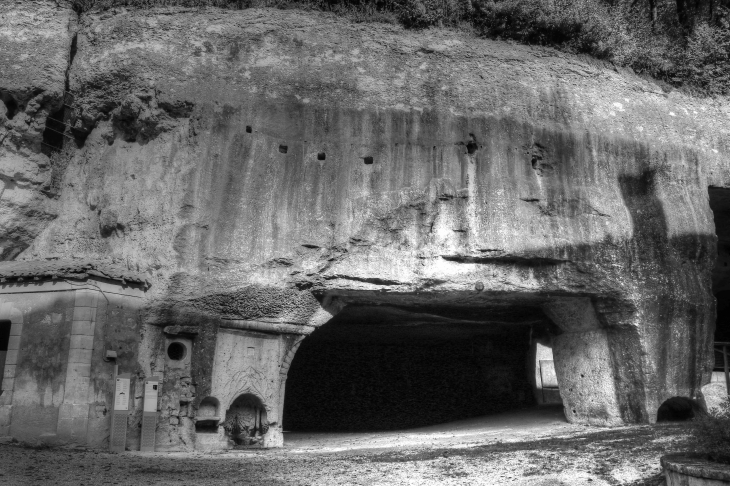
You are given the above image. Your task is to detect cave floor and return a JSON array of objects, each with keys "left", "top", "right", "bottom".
[
  {"left": 283, "top": 405, "right": 576, "bottom": 452},
  {"left": 0, "top": 407, "right": 692, "bottom": 486}
]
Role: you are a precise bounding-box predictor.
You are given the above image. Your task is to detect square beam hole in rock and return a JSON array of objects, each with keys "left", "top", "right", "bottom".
[
  {"left": 246, "top": 126, "right": 252, "bottom": 133},
  {"left": 279, "top": 145, "right": 288, "bottom": 154},
  {"left": 363, "top": 156, "right": 374, "bottom": 165},
  {"left": 318, "top": 152, "right": 326, "bottom": 161}
]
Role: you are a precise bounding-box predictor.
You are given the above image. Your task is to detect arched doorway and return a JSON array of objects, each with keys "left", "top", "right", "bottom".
[
  {"left": 222, "top": 394, "right": 269, "bottom": 447},
  {"left": 657, "top": 397, "right": 705, "bottom": 422}
]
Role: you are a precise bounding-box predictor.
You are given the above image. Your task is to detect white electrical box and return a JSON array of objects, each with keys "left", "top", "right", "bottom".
[
  {"left": 140, "top": 376, "right": 161, "bottom": 452},
  {"left": 110, "top": 373, "right": 131, "bottom": 453}
]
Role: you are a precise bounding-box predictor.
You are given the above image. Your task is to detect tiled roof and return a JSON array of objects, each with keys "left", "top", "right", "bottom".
[{"left": 0, "top": 260, "right": 149, "bottom": 287}]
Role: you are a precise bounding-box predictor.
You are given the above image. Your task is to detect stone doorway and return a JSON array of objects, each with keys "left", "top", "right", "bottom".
[{"left": 222, "top": 394, "right": 269, "bottom": 448}]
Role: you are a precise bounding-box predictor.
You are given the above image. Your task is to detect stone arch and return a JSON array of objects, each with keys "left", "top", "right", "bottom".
[
  {"left": 657, "top": 397, "right": 706, "bottom": 422},
  {"left": 221, "top": 393, "right": 268, "bottom": 447}
]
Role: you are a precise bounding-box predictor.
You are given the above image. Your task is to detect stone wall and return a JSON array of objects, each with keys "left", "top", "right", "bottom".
[
  {"left": 0, "top": 280, "right": 144, "bottom": 447},
  {"left": 0, "top": 0, "right": 75, "bottom": 260}
]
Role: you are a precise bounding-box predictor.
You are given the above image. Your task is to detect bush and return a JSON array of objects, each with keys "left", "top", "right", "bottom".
[
  {"left": 691, "top": 396, "right": 730, "bottom": 460},
  {"left": 671, "top": 14, "right": 730, "bottom": 95}
]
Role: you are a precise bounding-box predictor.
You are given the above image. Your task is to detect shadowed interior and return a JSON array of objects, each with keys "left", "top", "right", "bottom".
[
  {"left": 283, "top": 304, "right": 552, "bottom": 432},
  {"left": 709, "top": 188, "right": 730, "bottom": 347}
]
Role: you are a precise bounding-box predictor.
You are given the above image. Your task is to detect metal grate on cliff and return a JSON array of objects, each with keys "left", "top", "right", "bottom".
[{"left": 40, "top": 90, "right": 76, "bottom": 155}]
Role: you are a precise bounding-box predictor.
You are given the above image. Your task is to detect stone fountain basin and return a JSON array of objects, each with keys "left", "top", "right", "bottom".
[{"left": 662, "top": 454, "right": 730, "bottom": 485}]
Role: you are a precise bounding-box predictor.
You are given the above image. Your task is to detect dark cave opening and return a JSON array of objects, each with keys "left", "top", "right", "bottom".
[
  {"left": 283, "top": 304, "right": 543, "bottom": 432},
  {"left": 656, "top": 397, "right": 705, "bottom": 422},
  {"left": 41, "top": 107, "right": 67, "bottom": 154},
  {"left": 1, "top": 95, "right": 18, "bottom": 120},
  {"left": 709, "top": 187, "right": 730, "bottom": 345},
  {"left": 0, "top": 320, "right": 10, "bottom": 393}
]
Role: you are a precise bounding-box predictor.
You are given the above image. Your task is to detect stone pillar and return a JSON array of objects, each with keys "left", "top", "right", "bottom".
[
  {"left": 544, "top": 298, "right": 626, "bottom": 426},
  {"left": 56, "top": 289, "right": 99, "bottom": 443},
  {"left": 544, "top": 293, "right": 713, "bottom": 426},
  {"left": 552, "top": 329, "right": 624, "bottom": 425}
]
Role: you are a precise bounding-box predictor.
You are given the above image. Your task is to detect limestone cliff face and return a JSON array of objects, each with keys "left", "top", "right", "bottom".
[
  {"left": 4, "top": 3, "right": 730, "bottom": 426},
  {"left": 0, "top": 1, "right": 75, "bottom": 260}
]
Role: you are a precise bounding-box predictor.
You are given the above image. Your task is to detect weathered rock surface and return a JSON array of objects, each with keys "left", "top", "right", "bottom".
[
  {"left": 0, "top": 0, "right": 76, "bottom": 260},
  {"left": 4, "top": 2, "right": 730, "bottom": 427}
]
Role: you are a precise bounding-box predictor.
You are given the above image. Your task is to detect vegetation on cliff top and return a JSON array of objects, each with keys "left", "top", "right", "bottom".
[{"left": 70, "top": 0, "right": 730, "bottom": 96}]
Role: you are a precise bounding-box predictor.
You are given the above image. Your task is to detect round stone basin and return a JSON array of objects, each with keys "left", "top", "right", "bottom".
[{"left": 662, "top": 454, "right": 730, "bottom": 485}]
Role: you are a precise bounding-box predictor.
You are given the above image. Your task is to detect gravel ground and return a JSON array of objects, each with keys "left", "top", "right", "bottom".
[{"left": 0, "top": 412, "right": 692, "bottom": 486}]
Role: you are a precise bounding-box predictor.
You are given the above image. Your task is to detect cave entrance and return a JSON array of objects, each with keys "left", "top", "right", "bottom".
[
  {"left": 709, "top": 187, "right": 730, "bottom": 384},
  {"left": 283, "top": 303, "right": 560, "bottom": 433},
  {"left": 657, "top": 397, "right": 705, "bottom": 422}
]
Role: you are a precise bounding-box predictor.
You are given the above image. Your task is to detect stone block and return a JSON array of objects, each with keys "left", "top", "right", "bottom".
[
  {"left": 59, "top": 403, "right": 90, "bottom": 420},
  {"left": 2, "top": 365, "right": 15, "bottom": 380},
  {"left": 74, "top": 290, "right": 97, "bottom": 308},
  {"left": 4, "top": 349, "right": 18, "bottom": 365},
  {"left": 0, "top": 405, "right": 11, "bottom": 427},
  {"left": 67, "top": 348, "right": 93, "bottom": 364},
  {"left": 64, "top": 375, "right": 90, "bottom": 401},
  {"left": 6, "top": 336, "right": 20, "bottom": 350},
  {"left": 72, "top": 307, "right": 94, "bottom": 322},
  {"left": 67, "top": 363, "right": 92, "bottom": 378},
  {"left": 263, "top": 428, "right": 284, "bottom": 448},
  {"left": 71, "top": 320, "right": 94, "bottom": 336},
  {"left": 8, "top": 323, "right": 22, "bottom": 336},
  {"left": 0, "top": 378, "right": 14, "bottom": 392},
  {"left": 69, "top": 335, "right": 94, "bottom": 350}
]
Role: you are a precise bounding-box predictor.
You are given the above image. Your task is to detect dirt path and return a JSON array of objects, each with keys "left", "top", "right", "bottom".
[
  {"left": 0, "top": 408, "right": 690, "bottom": 486},
  {"left": 284, "top": 405, "right": 578, "bottom": 452}
]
